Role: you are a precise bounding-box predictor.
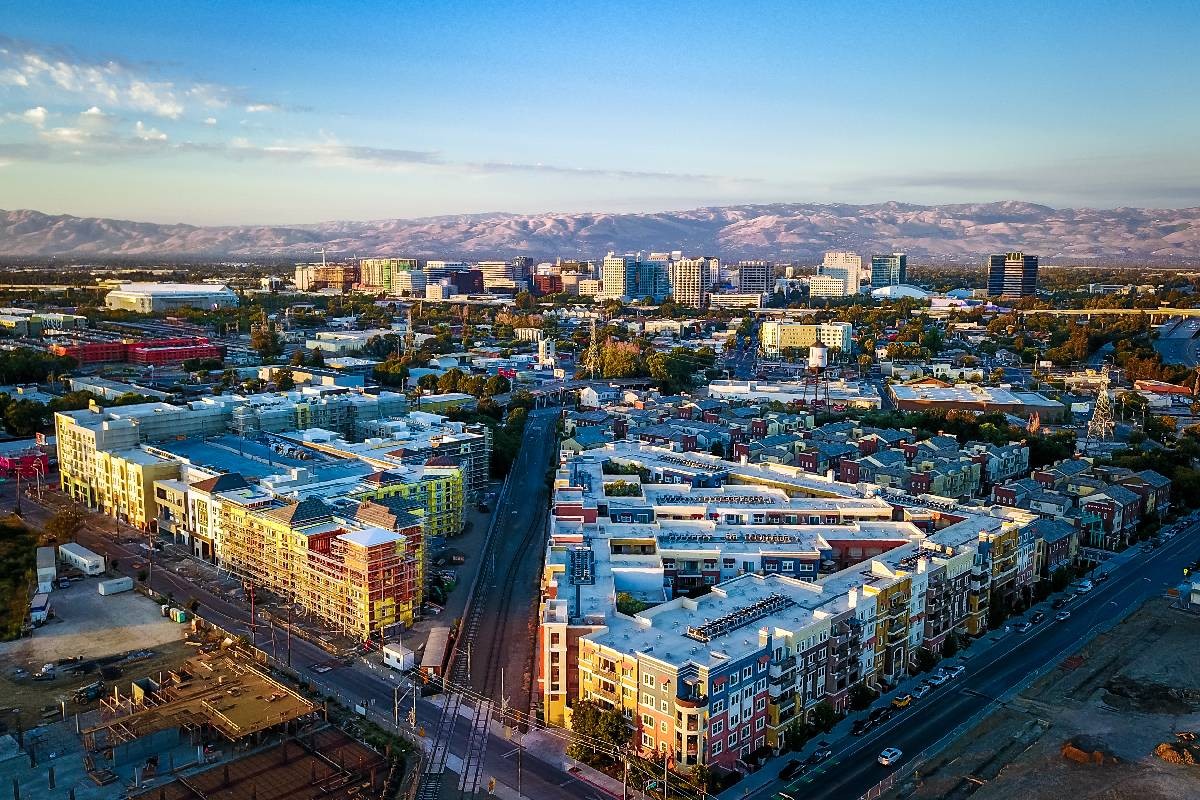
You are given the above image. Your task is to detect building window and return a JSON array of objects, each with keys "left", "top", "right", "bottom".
[
  {"left": 727, "top": 733, "right": 737, "bottom": 747},
  {"left": 755, "top": 697, "right": 766, "bottom": 711},
  {"left": 661, "top": 700, "right": 668, "bottom": 713},
  {"left": 642, "top": 714, "right": 654, "bottom": 728},
  {"left": 711, "top": 699, "right": 724, "bottom": 713},
  {"left": 756, "top": 717, "right": 765, "bottom": 731},
  {"left": 660, "top": 721, "right": 668, "bottom": 732},
  {"left": 742, "top": 666, "right": 753, "bottom": 679},
  {"left": 712, "top": 720, "right": 723, "bottom": 735},
  {"left": 711, "top": 741, "right": 723, "bottom": 757},
  {"left": 643, "top": 733, "right": 654, "bottom": 748},
  {"left": 644, "top": 674, "right": 656, "bottom": 687}
]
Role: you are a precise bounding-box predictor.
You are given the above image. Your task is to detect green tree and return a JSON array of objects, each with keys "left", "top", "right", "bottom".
[
  {"left": 44, "top": 508, "right": 85, "bottom": 543},
  {"left": 848, "top": 682, "right": 877, "bottom": 711},
  {"left": 915, "top": 646, "right": 939, "bottom": 673},
  {"left": 274, "top": 366, "right": 296, "bottom": 391},
  {"left": 811, "top": 700, "right": 838, "bottom": 733},
  {"left": 514, "top": 291, "right": 536, "bottom": 311},
  {"left": 565, "top": 701, "right": 630, "bottom": 765},
  {"left": 941, "top": 632, "right": 960, "bottom": 658},
  {"left": 250, "top": 326, "right": 284, "bottom": 360}
]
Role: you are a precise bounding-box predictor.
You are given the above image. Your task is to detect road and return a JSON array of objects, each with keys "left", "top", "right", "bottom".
[
  {"left": 1154, "top": 317, "right": 1200, "bottom": 367},
  {"left": 747, "top": 523, "right": 1200, "bottom": 800}
]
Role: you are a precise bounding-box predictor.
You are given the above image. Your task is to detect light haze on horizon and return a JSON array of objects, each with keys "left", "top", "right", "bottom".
[{"left": 1, "top": 0, "right": 1198, "bottom": 225}]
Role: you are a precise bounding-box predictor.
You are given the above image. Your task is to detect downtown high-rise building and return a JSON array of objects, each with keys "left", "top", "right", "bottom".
[
  {"left": 669, "top": 256, "right": 715, "bottom": 308},
  {"left": 986, "top": 252, "right": 1038, "bottom": 297},
  {"left": 737, "top": 261, "right": 774, "bottom": 295},
  {"left": 870, "top": 253, "right": 907, "bottom": 289},
  {"left": 818, "top": 251, "right": 863, "bottom": 297},
  {"left": 600, "top": 253, "right": 671, "bottom": 302}
]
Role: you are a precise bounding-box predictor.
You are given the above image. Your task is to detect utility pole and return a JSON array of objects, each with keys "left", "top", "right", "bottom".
[
  {"left": 393, "top": 683, "right": 400, "bottom": 728},
  {"left": 286, "top": 603, "right": 292, "bottom": 667}
]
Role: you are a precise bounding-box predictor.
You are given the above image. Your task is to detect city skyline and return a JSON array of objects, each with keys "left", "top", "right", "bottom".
[{"left": 1, "top": 1, "right": 1198, "bottom": 224}]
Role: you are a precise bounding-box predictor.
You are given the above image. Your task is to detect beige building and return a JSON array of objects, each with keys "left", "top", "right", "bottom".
[{"left": 759, "top": 321, "right": 854, "bottom": 355}]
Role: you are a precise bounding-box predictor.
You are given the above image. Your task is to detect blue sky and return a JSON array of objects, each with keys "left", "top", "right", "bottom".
[{"left": 1, "top": 1, "right": 1197, "bottom": 224}]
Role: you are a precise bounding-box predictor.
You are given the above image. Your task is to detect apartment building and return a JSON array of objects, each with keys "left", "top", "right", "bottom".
[
  {"left": 538, "top": 442, "right": 1036, "bottom": 771},
  {"left": 217, "top": 491, "right": 423, "bottom": 638},
  {"left": 669, "top": 257, "right": 715, "bottom": 309},
  {"left": 759, "top": 321, "right": 854, "bottom": 355},
  {"left": 736, "top": 261, "right": 773, "bottom": 295}
]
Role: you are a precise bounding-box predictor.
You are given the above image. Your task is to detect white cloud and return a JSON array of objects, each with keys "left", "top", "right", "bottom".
[
  {"left": 203, "top": 117, "right": 217, "bottom": 126},
  {"left": 245, "top": 103, "right": 278, "bottom": 113},
  {"left": 6, "top": 107, "right": 47, "bottom": 128},
  {"left": 134, "top": 120, "right": 167, "bottom": 141},
  {"left": 0, "top": 38, "right": 284, "bottom": 121},
  {"left": 40, "top": 126, "right": 90, "bottom": 145},
  {"left": 81, "top": 105, "right": 105, "bottom": 116}
]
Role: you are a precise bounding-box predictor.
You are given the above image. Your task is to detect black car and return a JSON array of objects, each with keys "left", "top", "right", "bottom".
[
  {"left": 1052, "top": 598, "right": 1068, "bottom": 609},
  {"left": 1096, "top": 572, "right": 1111, "bottom": 583},
  {"left": 1031, "top": 611, "right": 1046, "bottom": 624},
  {"left": 851, "top": 718, "right": 874, "bottom": 736},
  {"left": 869, "top": 707, "right": 894, "bottom": 723},
  {"left": 778, "top": 759, "right": 806, "bottom": 781}
]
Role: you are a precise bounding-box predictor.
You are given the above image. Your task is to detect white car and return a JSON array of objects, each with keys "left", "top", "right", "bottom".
[
  {"left": 877, "top": 747, "right": 903, "bottom": 767},
  {"left": 944, "top": 664, "right": 966, "bottom": 678},
  {"left": 1076, "top": 581, "right": 1093, "bottom": 593},
  {"left": 926, "top": 672, "right": 949, "bottom": 686}
]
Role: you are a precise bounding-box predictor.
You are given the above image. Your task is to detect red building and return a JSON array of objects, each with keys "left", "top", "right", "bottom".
[
  {"left": 534, "top": 274, "right": 563, "bottom": 295},
  {"left": 50, "top": 337, "right": 223, "bottom": 365}
]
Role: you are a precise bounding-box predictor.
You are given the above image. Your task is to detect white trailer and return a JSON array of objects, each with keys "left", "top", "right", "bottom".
[
  {"left": 36, "top": 546, "right": 57, "bottom": 593},
  {"left": 98, "top": 577, "right": 134, "bottom": 596},
  {"left": 59, "top": 543, "right": 105, "bottom": 576},
  {"left": 382, "top": 643, "right": 415, "bottom": 672}
]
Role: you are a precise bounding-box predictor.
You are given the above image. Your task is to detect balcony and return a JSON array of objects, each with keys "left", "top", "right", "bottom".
[{"left": 769, "top": 662, "right": 795, "bottom": 680}]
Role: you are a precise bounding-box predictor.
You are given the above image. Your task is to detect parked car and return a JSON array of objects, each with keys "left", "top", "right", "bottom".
[
  {"left": 1096, "top": 572, "right": 1110, "bottom": 583},
  {"left": 1015, "top": 621, "right": 1033, "bottom": 633},
  {"left": 1052, "top": 598, "right": 1069, "bottom": 609},
  {"left": 912, "top": 683, "right": 932, "bottom": 699},
  {"left": 891, "top": 694, "right": 913, "bottom": 709},
  {"left": 1031, "top": 611, "right": 1046, "bottom": 624},
  {"left": 778, "top": 759, "right": 805, "bottom": 781},
  {"left": 926, "top": 673, "right": 949, "bottom": 687},
  {"left": 877, "top": 747, "right": 903, "bottom": 767},
  {"left": 869, "top": 707, "right": 894, "bottom": 723},
  {"left": 944, "top": 664, "right": 965, "bottom": 678},
  {"left": 1056, "top": 610, "right": 1072, "bottom": 621},
  {"left": 1076, "top": 580, "right": 1094, "bottom": 593}
]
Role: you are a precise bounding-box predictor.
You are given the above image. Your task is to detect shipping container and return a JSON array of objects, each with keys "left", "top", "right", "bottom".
[
  {"left": 382, "top": 643, "right": 415, "bottom": 672},
  {"left": 97, "top": 576, "right": 134, "bottom": 596},
  {"left": 59, "top": 543, "right": 105, "bottom": 576},
  {"left": 30, "top": 593, "right": 51, "bottom": 624}
]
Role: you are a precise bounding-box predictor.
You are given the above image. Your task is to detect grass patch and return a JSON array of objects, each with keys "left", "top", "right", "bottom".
[{"left": 0, "top": 516, "right": 36, "bottom": 641}]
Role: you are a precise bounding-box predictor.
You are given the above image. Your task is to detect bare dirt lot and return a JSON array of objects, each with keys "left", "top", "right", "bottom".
[
  {"left": 0, "top": 577, "right": 191, "bottom": 729},
  {"left": 893, "top": 600, "right": 1200, "bottom": 800}
]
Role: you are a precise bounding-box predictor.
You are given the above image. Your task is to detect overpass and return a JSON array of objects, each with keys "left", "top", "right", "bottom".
[{"left": 1014, "top": 307, "right": 1200, "bottom": 322}]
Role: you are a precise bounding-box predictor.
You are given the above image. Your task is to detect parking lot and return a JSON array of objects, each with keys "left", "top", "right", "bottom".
[{"left": 0, "top": 576, "right": 189, "bottom": 728}]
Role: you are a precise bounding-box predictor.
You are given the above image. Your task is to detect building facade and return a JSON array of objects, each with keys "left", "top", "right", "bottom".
[
  {"left": 986, "top": 252, "right": 1038, "bottom": 297},
  {"left": 869, "top": 254, "right": 907, "bottom": 289}
]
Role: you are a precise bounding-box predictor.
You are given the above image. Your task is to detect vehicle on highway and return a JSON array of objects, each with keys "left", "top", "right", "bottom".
[
  {"left": 778, "top": 759, "right": 805, "bottom": 780},
  {"left": 1076, "top": 580, "right": 1093, "bottom": 593},
  {"left": 944, "top": 664, "right": 965, "bottom": 678},
  {"left": 1056, "top": 610, "right": 1072, "bottom": 621},
  {"left": 877, "top": 747, "right": 903, "bottom": 766},
  {"left": 1052, "top": 597, "right": 1069, "bottom": 609},
  {"left": 869, "top": 707, "right": 894, "bottom": 723},
  {"left": 1096, "top": 572, "right": 1111, "bottom": 583},
  {"left": 892, "top": 693, "right": 913, "bottom": 708},
  {"left": 851, "top": 718, "right": 874, "bottom": 736},
  {"left": 310, "top": 663, "right": 333, "bottom": 673},
  {"left": 912, "top": 683, "right": 932, "bottom": 699},
  {"left": 806, "top": 745, "right": 833, "bottom": 764},
  {"left": 1015, "top": 621, "right": 1033, "bottom": 633},
  {"left": 1031, "top": 611, "right": 1046, "bottom": 623}
]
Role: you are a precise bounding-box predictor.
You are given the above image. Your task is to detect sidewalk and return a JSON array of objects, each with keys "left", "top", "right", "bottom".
[{"left": 717, "top": 533, "right": 1164, "bottom": 800}]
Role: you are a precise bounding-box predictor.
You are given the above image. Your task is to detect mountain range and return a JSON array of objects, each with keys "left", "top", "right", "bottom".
[{"left": 2, "top": 201, "right": 1199, "bottom": 262}]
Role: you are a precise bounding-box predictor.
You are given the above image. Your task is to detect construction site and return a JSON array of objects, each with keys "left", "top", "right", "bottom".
[
  {"left": 888, "top": 599, "right": 1200, "bottom": 800},
  {"left": 0, "top": 647, "right": 404, "bottom": 800}
]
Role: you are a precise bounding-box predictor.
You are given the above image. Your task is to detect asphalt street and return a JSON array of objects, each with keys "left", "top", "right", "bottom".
[{"left": 745, "top": 523, "right": 1200, "bottom": 800}]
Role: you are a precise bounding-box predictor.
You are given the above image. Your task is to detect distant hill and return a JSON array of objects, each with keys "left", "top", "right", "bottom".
[{"left": 2, "top": 201, "right": 1199, "bottom": 261}]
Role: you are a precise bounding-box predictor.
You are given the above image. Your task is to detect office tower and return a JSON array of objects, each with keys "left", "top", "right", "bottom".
[
  {"left": 359, "top": 258, "right": 419, "bottom": 293},
  {"left": 808, "top": 274, "right": 847, "bottom": 298},
  {"left": 669, "top": 257, "right": 713, "bottom": 309},
  {"left": 425, "top": 261, "right": 470, "bottom": 282},
  {"left": 511, "top": 256, "right": 534, "bottom": 284},
  {"left": 986, "top": 252, "right": 1039, "bottom": 297},
  {"left": 870, "top": 253, "right": 907, "bottom": 289},
  {"left": 477, "top": 260, "right": 514, "bottom": 291},
  {"left": 390, "top": 270, "right": 426, "bottom": 297},
  {"left": 601, "top": 253, "right": 637, "bottom": 299},
  {"left": 821, "top": 251, "right": 862, "bottom": 295},
  {"left": 737, "top": 261, "right": 773, "bottom": 295},
  {"left": 637, "top": 255, "right": 671, "bottom": 302}
]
